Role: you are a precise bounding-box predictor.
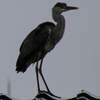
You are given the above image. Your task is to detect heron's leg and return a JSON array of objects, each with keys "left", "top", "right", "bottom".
[
  {"left": 39, "top": 59, "right": 51, "bottom": 93},
  {"left": 39, "top": 59, "right": 61, "bottom": 98},
  {"left": 35, "top": 61, "right": 40, "bottom": 93}
]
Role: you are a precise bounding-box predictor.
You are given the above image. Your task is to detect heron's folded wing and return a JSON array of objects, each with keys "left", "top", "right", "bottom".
[{"left": 19, "top": 22, "right": 55, "bottom": 59}]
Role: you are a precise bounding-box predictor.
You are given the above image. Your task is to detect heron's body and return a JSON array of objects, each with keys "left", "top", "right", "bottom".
[
  {"left": 16, "top": 3, "right": 68, "bottom": 72},
  {"left": 16, "top": 2, "right": 78, "bottom": 97},
  {"left": 16, "top": 22, "right": 55, "bottom": 72}
]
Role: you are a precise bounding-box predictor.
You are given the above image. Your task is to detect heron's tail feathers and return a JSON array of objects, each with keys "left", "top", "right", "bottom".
[{"left": 16, "top": 57, "right": 28, "bottom": 73}]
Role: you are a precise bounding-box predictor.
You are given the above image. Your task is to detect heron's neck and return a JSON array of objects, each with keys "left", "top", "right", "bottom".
[
  {"left": 52, "top": 12, "right": 65, "bottom": 42},
  {"left": 52, "top": 11, "right": 65, "bottom": 24},
  {"left": 44, "top": 12, "right": 66, "bottom": 52}
]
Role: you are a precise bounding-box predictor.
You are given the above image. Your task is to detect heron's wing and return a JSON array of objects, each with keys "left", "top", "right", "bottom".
[
  {"left": 16, "top": 22, "right": 55, "bottom": 72},
  {"left": 18, "top": 22, "right": 55, "bottom": 61}
]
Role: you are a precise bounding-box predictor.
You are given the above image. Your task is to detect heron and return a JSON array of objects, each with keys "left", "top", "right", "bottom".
[{"left": 16, "top": 2, "right": 78, "bottom": 97}]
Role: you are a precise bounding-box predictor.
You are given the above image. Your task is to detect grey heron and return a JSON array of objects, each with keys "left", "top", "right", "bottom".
[{"left": 16, "top": 2, "right": 78, "bottom": 97}]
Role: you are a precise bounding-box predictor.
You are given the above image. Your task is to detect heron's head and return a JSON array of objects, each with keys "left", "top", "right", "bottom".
[{"left": 52, "top": 2, "right": 78, "bottom": 14}]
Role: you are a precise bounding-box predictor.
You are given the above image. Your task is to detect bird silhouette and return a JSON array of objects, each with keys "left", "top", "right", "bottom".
[{"left": 16, "top": 2, "right": 78, "bottom": 97}]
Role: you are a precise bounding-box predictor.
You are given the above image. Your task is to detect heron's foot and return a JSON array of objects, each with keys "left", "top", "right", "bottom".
[
  {"left": 39, "top": 90, "right": 61, "bottom": 98},
  {"left": 49, "top": 91, "right": 61, "bottom": 98}
]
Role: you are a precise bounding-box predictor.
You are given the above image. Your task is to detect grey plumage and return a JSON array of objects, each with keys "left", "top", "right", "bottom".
[
  {"left": 16, "top": 22, "right": 55, "bottom": 72},
  {"left": 16, "top": 2, "right": 78, "bottom": 96}
]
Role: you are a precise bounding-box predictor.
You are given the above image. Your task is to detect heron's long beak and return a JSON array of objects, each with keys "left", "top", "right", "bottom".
[{"left": 66, "top": 6, "right": 78, "bottom": 11}]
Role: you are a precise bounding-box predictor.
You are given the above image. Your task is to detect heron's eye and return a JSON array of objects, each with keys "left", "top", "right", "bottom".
[
  {"left": 61, "top": 3, "right": 67, "bottom": 9},
  {"left": 63, "top": 3, "right": 67, "bottom": 7}
]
